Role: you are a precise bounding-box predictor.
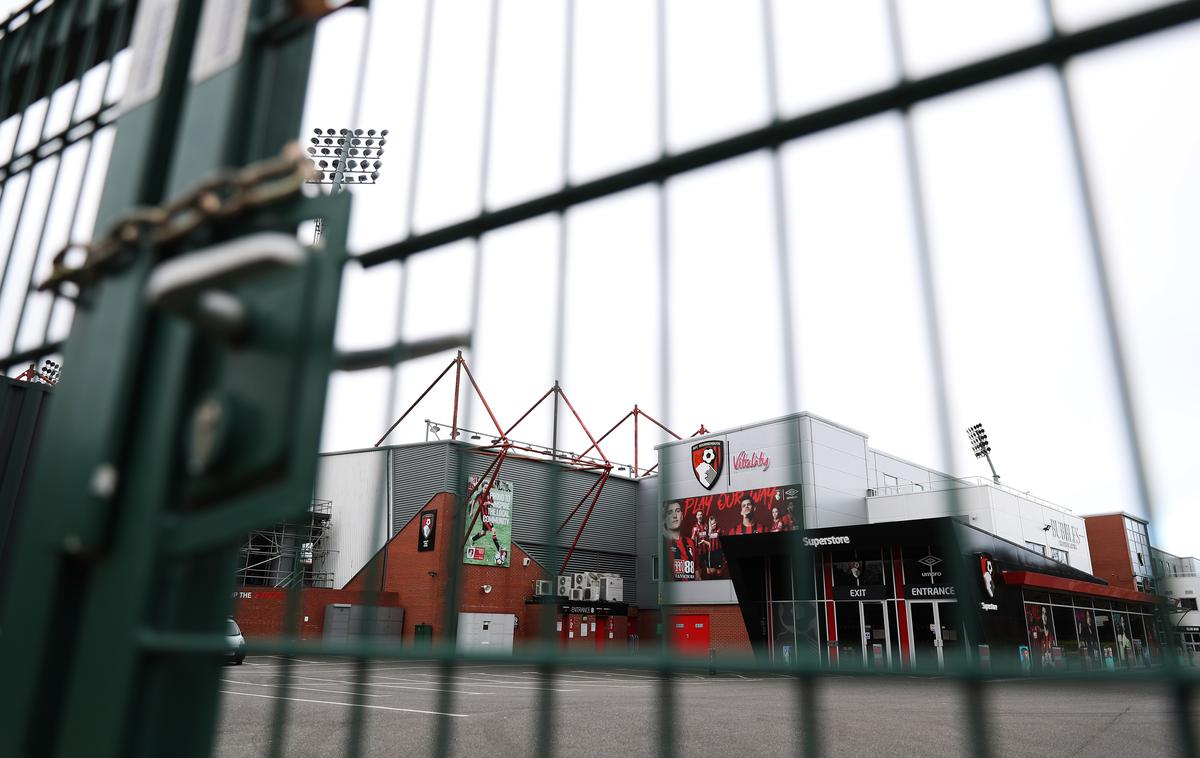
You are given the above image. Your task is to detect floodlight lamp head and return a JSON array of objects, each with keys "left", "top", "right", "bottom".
[
  {"left": 381, "top": 129, "right": 389, "bottom": 136},
  {"left": 481, "top": 584, "right": 493, "bottom": 594}
]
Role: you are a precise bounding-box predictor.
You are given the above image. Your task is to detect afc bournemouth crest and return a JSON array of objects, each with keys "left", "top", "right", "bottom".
[
  {"left": 979, "top": 553, "right": 996, "bottom": 598},
  {"left": 691, "top": 441, "right": 724, "bottom": 490}
]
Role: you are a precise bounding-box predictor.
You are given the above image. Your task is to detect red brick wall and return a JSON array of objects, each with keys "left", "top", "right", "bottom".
[
  {"left": 231, "top": 588, "right": 400, "bottom": 640},
  {"left": 343, "top": 492, "right": 552, "bottom": 645},
  {"left": 1085, "top": 514, "right": 1136, "bottom": 590},
  {"left": 637, "top": 605, "right": 752, "bottom": 656}
]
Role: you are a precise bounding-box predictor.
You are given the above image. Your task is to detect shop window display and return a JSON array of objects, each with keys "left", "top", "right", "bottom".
[{"left": 1024, "top": 603, "right": 1056, "bottom": 671}]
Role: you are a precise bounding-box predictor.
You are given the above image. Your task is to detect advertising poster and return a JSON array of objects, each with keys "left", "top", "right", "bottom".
[
  {"left": 1074, "top": 608, "right": 1098, "bottom": 661},
  {"left": 1025, "top": 603, "right": 1055, "bottom": 669},
  {"left": 463, "top": 476, "right": 513, "bottom": 567},
  {"left": 663, "top": 484, "right": 801, "bottom": 581}
]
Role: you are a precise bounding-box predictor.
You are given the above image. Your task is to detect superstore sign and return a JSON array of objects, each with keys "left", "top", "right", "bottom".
[{"left": 803, "top": 535, "right": 849, "bottom": 547}]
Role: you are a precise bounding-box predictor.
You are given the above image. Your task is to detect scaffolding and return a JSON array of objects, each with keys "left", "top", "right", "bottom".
[{"left": 235, "top": 500, "right": 337, "bottom": 589}]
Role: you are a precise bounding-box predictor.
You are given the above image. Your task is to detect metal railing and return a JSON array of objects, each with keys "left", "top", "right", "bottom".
[{"left": 872, "top": 475, "right": 1075, "bottom": 514}]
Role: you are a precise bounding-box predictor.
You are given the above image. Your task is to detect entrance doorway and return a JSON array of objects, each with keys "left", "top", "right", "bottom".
[
  {"left": 669, "top": 615, "right": 710, "bottom": 655},
  {"left": 907, "top": 601, "right": 961, "bottom": 670},
  {"left": 832, "top": 601, "right": 891, "bottom": 669}
]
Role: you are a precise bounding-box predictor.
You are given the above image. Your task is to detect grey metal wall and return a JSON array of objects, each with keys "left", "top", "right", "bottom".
[{"left": 389, "top": 441, "right": 639, "bottom": 603}]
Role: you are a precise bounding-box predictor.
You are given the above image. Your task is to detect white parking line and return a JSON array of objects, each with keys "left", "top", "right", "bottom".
[
  {"left": 291, "top": 674, "right": 492, "bottom": 696},
  {"left": 220, "top": 679, "right": 390, "bottom": 699},
  {"left": 220, "top": 690, "right": 468, "bottom": 717},
  {"left": 366, "top": 672, "right": 581, "bottom": 693}
]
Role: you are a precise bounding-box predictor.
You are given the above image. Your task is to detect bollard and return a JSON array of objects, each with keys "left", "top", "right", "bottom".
[
  {"left": 977, "top": 644, "right": 990, "bottom": 673},
  {"left": 709, "top": 648, "right": 716, "bottom": 676}
]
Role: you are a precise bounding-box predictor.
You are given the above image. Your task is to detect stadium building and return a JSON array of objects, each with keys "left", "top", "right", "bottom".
[{"left": 232, "top": 407, "right": 1176, "bottom": 670}]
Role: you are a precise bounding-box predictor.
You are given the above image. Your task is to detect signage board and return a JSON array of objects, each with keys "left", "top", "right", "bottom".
[
  {"left": 463, "top": 477, "right": 513, "bottom": 567},
  {"left": 905, "top": 585, "right": 956, "bottom": 599},
  {"left": 417, "top": 511, "right": 437, "bottom": 551},
  {"left": 662, "top": 483, "right": 802, "bottom": 581},
  {"left": 832, "top": 585, "right": 889, "bottom": 601}
]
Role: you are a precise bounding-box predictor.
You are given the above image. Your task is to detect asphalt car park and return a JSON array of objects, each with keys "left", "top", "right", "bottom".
[{"left": 214, "top": 658, "right": 1195, "bottom": 757}]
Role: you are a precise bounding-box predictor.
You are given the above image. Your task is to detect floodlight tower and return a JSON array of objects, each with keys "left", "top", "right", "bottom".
[
  {"left": 305, "top": 127, "right": 387, "bottom": 243},
  {"left": 967, "top": 423, "right": 1000, "bottom": 484}
]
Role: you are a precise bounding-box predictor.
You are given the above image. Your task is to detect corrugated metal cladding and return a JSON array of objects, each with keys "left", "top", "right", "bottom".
[
  {"left": 390, "top": 441, "right": 640, "bottom": 604},
  {"left": 0, "top": 378, "right": 52, "bottom": 608}
]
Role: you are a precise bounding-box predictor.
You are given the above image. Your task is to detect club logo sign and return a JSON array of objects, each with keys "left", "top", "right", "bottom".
[
  {"left": 417, "top": 511, "right": 437, "bottom": 551},
  {"left": 979, "top": 553, "right": 995, "bottom": 598},
  {"left": 691, "top": 441, "right": 724, "bottom": 490},
  {"left": 979, "top": 552, "right": 999, "bottom": 611}
]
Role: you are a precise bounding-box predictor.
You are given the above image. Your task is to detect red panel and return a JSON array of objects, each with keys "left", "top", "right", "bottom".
[
  {"left": 823, "top": 553, "right": 838, "bottom": 666},
  {"left": 1001, "top": 571, "right": 1159, "bottom": 603},
  {"left": 669, "top": 614, "right": 711, "bottom": 655},
  {"left": 892, "top": 547, "right": 910, "bottom": 669}
]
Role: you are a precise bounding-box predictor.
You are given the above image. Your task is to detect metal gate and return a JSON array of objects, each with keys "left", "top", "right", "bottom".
[{"left": 0, "top": 1, "right": 1197, "bottom": 757}]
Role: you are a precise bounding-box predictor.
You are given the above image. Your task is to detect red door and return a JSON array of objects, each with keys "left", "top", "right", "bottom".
[{"left": 669, "top": 615, "right": 710, "bottom": 655}]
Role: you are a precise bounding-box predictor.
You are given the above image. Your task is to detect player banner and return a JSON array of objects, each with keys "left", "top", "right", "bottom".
[
  {"left": 463, "top": 476, "right": 513, "bottom": 567},
  {"left": 662, "top": 483, "right": 801, "bottom": 581}
]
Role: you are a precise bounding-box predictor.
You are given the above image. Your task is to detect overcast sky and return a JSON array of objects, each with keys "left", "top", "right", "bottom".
[
  {"left": 1, "top": 0, "right": 1195, "bottom": 555},
  {"left": 300, "top": 0, "right": 1198, "bottom": 555}
]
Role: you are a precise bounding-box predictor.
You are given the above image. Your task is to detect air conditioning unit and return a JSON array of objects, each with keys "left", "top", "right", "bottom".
[
  {"left": 600, "top": 576, "right": 623, "bottom": 602},
  {"left": 569, "top": 588, "right": 585, "bottom": 600},
  {"left": 556, "top": 576, "right": 571, "bottom": 596},
  {"left": 534, "top": 580, "right": 554, "bottom": 596},
  {"left": 572, "top": 572, "right": 586, "bottom": 589}
]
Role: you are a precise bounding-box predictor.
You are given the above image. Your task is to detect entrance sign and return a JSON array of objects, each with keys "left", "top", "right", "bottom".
[{"left": 906, "top": 585, "right": 956, "bottom": 599}]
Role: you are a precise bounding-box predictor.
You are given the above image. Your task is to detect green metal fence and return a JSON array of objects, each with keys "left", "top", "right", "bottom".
[{"left": 0, "top": 1, "right": 1197, "bottom": 756}]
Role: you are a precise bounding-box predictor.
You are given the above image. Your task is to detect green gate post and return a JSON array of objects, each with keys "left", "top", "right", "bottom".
[{"left": 0, "top": 2, "right": 341, "bottom": 756}]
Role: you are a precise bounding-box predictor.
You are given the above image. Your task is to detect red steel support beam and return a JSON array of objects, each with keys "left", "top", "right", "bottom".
[
  {"left": 502, "top": 386, "right": 555, "bottom": 439},
  {"left": 450, "top": 351, "right": 463, "bottom": 440},
  {"left": 459, "top": 359, "right": 506, "bottom": 435},
  {"left": 557, "top": 387, "right": 608, "bottom": 464},
  {"left": 559, "top": 470, "right": 610, "bottom": 574},
  {"left": 373, "top": 355, "right": 458, "bottom": 447},
  {"left": 555, "top": 472, "right": 605, "bottom": 534}
]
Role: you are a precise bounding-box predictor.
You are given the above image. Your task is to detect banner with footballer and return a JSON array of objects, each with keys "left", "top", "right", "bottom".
[
  {"left": 463, "top": 476, "right": 514, "bottom": 567},
  {"left": 662, "top": 484, "right": 801, "bottom": 581}
]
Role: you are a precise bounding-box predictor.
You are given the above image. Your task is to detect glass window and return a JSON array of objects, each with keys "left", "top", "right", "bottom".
[
  {"left": 1024, "top": 590, "right": 1050, "bottom": 604},
  {"left": 833, "top": 549, "right": 888, "bottom": 587},
  {"left": 1052, "top": 604, "right": 1078, "bottom": 659},
  {"left": 1025, "top": 541, "right": 1046, "bottom": 556},
  {"left": 1050, "top": 548, "right": 1069, "bottom": 564},
  {"left": 831, "top": 549, "right": 857, "bottom": 586},
  {"left": 1180, "top": 598, "right": 1198, "bottom": 611},
  {"left": 1025, "top": 603, "right": 1056, "bottom": 672}
]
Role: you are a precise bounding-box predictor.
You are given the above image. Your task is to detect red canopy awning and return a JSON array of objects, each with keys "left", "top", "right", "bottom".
[{"left": 1002, "top": 570, "right": 1159, "bottom": 604}]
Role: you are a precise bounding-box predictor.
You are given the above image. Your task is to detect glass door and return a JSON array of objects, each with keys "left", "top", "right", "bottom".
[
  {"left": 861, "top": 602, "right": 889, "bottom": 669},
  {"left": 936, "top": 601, "right": 962, "bottom": 667},
  {"left": 909, "top": 601, "right": 941, "bottom": 671}
]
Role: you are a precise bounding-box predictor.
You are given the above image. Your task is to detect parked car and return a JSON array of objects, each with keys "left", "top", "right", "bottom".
[{"left": 226, "top": 618, "right": 245, "bottom": 665}]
